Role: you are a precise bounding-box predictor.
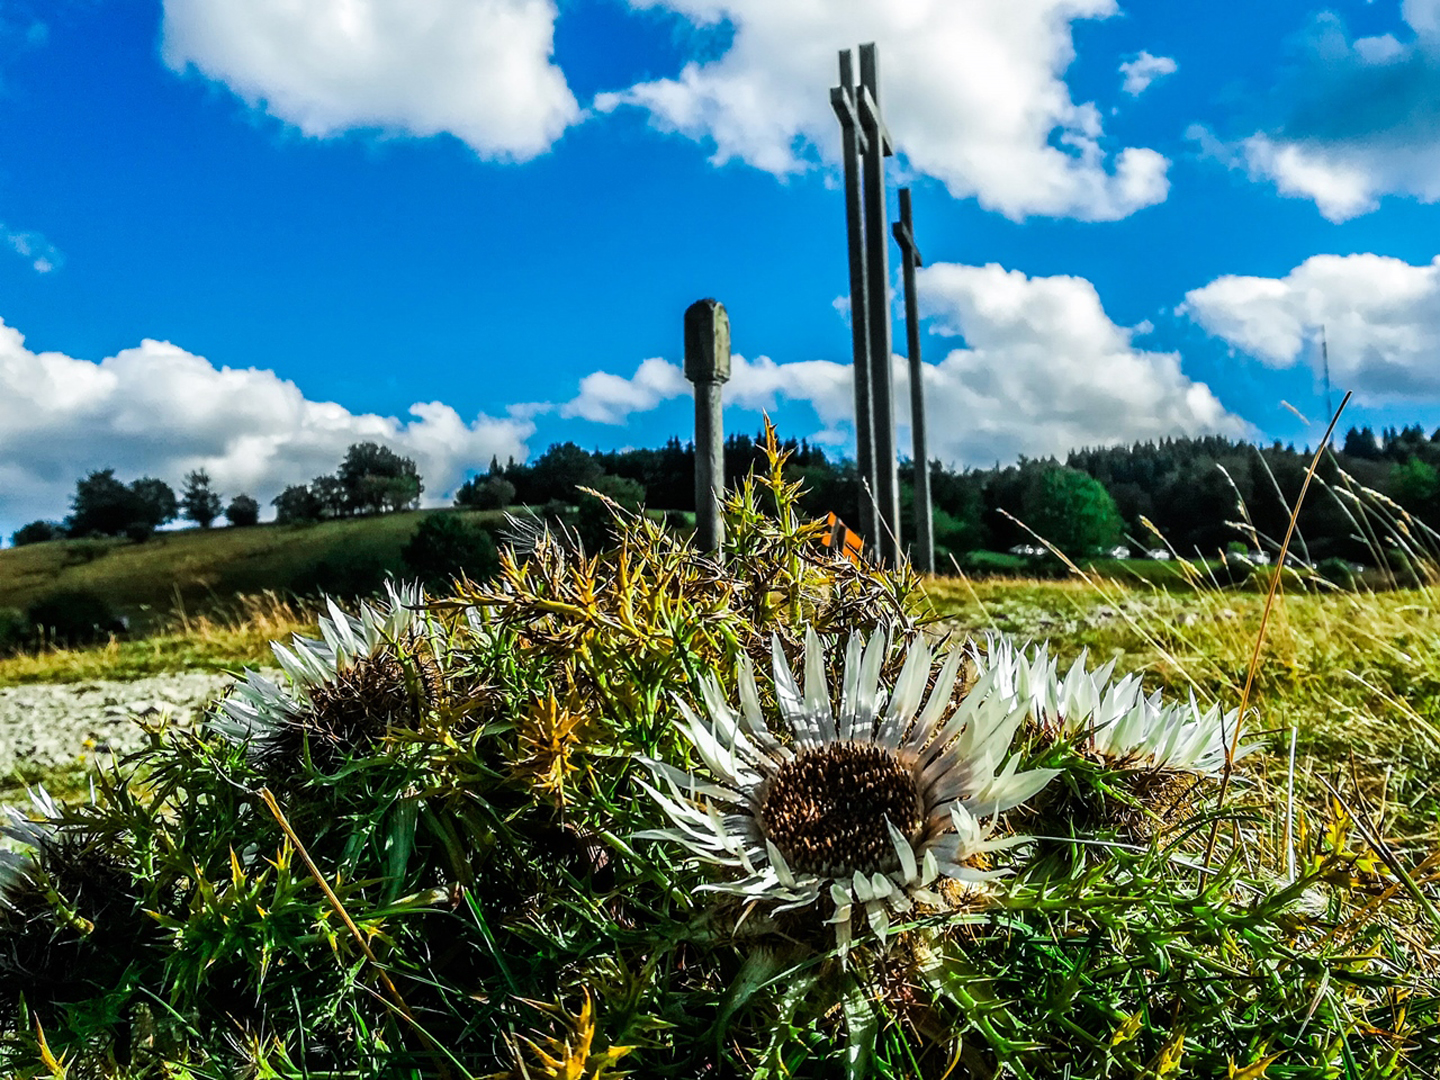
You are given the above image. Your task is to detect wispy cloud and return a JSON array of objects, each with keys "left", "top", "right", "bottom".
[{"left": 2, "top": 225, "right": 61, "bottom": 273}]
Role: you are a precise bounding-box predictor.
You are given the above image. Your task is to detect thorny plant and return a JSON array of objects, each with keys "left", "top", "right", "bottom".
[{"left": 0, "top": 424, "right": 1436, "bottom": 1078}]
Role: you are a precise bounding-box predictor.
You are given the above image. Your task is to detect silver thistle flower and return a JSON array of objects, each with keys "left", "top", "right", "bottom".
[
  {"left": 981, "top": 634, "right": 1255, "bottom": 777},
  {"left": 637, "top": 628, "right": 1060, "bottom": 957},
  {"left": 210, "top": 581, "right": 425, "bottom": 749}
]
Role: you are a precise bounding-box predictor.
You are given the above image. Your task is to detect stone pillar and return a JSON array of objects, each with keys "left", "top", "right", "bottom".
[{"left": 685, "top": 299, "right": 731, "bottom": 555}]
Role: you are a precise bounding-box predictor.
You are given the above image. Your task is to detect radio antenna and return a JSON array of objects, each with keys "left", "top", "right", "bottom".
[{"left": 1321, "top": 324, "right": 1333, "bottom": 421}]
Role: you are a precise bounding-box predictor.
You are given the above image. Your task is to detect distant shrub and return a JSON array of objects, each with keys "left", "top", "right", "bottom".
[
  {"left": 402, "top": 513, "right": 498, "bottom": 588},
  {"left": 294, "top": 552, "right": 393, "bottom": 600},
  {"left": 226, "top": 494, "right": 260, "bottom": 527},
  {"left": 1318, "top": 556, "right": 1357, "bottom": 589},
  {"left": 576, "top": 474, "right": 646, "bottom": 552},
  {"left": 10, "top": 520, "right": 62, "bottom": 546},
  {"left": 26, "top": 590, "right": 123, "bottom": 648},
  {"left": 0, "top": 607, "right": 28, "bottom": 655},
  {"left": 454, "top": 475, "right": 516, "bottom": 511},
  {"left": 273, "top": 484, "right": 322, "bottom": 524}
]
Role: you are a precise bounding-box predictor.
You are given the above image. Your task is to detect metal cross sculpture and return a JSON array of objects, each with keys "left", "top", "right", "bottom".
[
  {"left": 830, "top": 49, "right": 878, "bottom": 548},
  {"left": 892, "top": 187, "right": 934, "bottom": 574},
  {"left": 833, "top": 43, "right": 901, "bottom": 565}
]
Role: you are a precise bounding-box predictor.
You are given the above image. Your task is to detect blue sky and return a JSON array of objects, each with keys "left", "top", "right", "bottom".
[{"left": 2, "top": 0, "right": 1440, "bottom": 537}]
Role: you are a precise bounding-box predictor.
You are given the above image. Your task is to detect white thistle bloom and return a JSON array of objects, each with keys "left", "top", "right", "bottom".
[
  {"left": 979, "top": 634, "right": 1255, "bottom": 777},
  {"left": 637, "top": 628, "right": 1060, "bottom": 958},
  {"left": 210, "top": 581, "right": 423, "bottom": 748}
]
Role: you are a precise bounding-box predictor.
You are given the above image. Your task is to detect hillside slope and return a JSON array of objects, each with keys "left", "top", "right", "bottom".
[{"left": 0, "top": 509, "right": 503, "bottom": 630}]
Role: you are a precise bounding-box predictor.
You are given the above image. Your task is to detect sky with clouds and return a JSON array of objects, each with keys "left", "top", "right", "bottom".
[{"left": 1, "top": 0, "right": 1439, "bottom": 538}]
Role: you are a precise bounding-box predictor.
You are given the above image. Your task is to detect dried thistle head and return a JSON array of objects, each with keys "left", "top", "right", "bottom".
[{"left": 510, "top": 690, "right": 592, "bottom": 804}]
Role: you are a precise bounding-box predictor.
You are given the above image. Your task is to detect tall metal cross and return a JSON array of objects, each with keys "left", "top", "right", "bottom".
[
  {"left": 830, "top": 49, "right": 878, "bottom": 547},
  {"left": 858, "top": 44, "right": 900, "bottom": 566},
  {"left": 892, "top": 187, "right": 934, "bottom": 574}
]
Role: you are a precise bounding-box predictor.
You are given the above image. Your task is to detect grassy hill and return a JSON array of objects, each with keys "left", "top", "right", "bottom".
[{"left": 0, "top": 508, "right": 505, "bottom": 632}]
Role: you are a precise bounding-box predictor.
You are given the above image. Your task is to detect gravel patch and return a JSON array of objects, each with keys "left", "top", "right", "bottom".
[{"left": 0, "top": 670, "right": 253, "bottom": 778}]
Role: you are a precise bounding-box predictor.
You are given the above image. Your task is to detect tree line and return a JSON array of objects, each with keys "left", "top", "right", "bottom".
[
  {"left": 14, "top": 424, "right": 1440, "bottom": 568},
  {"left": 10, "top": 442, "right": 423, "bottom": 546},
  {"left": 459, "top": 424, "right": 1440, "bottom": 565}
]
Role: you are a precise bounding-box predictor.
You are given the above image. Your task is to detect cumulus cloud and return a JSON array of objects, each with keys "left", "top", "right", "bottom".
[
  {"left": 560, "top": 357, "right": 690, "bottom": 425},
  {"left": 1119, "top": 51, "right": 1176, "bottom": 97},
  {"left": 913, "top": 263, "right": 1246, "bottom": 465},
  {"left": 2, "top": 225, "right": 61, "bottom": 273},
  {"left": 1198, "top": 9, "right": 1440, "bottom": 220},
  {"left": 541, "top": 264, "right": 1244, "bottom": 467},
  {"left": 595, "top": 0, "right": 1169, "bottom": 221},
  {"left": 0, "top": 319, "right": 533, "bottom": 535},
  {"left": 1180, "top": 253, "right": 1440, "bottom": 401},
  {"left": 554, "top": 353, "right": 853, "bottom": 428},
  {"left": 160, "top": 0, "right": 579, "bottom": 160}
]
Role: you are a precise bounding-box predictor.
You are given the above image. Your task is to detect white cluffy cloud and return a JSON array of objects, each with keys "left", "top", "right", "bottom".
[
  {"left": 1195, "top": 9, "right": 1440, "bottom": 221},
  {"left": 0, "top": 319, "right": 533, "bottom": 534},
  {"left": 596, "top": 0, "right": 1169, "bottom": 222},
  {"left": 546, "top": 264, "right": 1245, "bottom": 466},
  {"left": 1181, "top": 253, "right": 1440, "bottom": 401},
  {"left": 555, "top": 353, "right": 854, "bottom": 431},
  {"left": 1119, "top": 51, "right": 1177, "bottom": 97},
  {"left": 161, "top": 0, "right": 579, "bottom": 160},
  {"left": 914, "top": 263, "right": 1246, "bottom": 464}
]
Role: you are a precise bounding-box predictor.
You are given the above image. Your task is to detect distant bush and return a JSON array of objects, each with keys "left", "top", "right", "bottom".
[
  {"left": 454, "top": 475, "right": 516, "bottom": 511},
  {"left": 576, "top": 474, "right": 646, "bottom": 552},
  {"left": 26, "top": 590, "right": 123, "bottom": 648},
  {"left": 402, "top": 513, "right": 498, "bottom": 588},
  {"left": 273, "top": 484, "right": 322, "bottom": 524},
  {"left": 225, "top": 494, "right": 260, "bottom": 527},
  {"left": 11, "top": 520, "right": 62, "bottom": 546},
  {"left": 0, "top": 607, "right": 28, "bottom": 655},
  {"left": 1318, "top": 556, "right": 1357, "bottom": 589},
  {"left": 295, "top": 552, "right": 393, "bottom": 600}
]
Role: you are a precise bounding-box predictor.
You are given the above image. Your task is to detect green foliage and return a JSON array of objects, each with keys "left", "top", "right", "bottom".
[
  {"left": 224, "top": 493, "right": 260, "bottom": 527},
  {"left": 10, "top": 520, "right": 61, "bottom": 546},
  {"left": 271, "top": 483, "right": 321, "bottom": 524},
  {"left": 1392, "top": 456, "right": 1439, "bottom": 517},
  {"left": 25, "top": 589, "right": 120, "bottom": 647},
  {"left": 1, "top": 431, "right": 1438, "bottom": 1078},
  {"left": 574, "top": 474, "right": 646, "bottom": 552},
  {"left": 181, "top": 468, "right": 224, "bottom": 528},
  {"left": 401, "top": 512, "right": 499, "bottom": 587},
  {"left": 338, "top": 441, "right": 424, "bottom": 514},
  {"left": 454, "top": 474, "right": 516, "bottom": 510},
  {"left": 67, "top": 469, "right": 177, "bottom": 540},
  {"left": 1020, "top": 465, "right": 1123, "bottom": 557}
]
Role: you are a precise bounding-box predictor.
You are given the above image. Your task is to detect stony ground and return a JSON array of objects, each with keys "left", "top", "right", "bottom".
[{"left": 0, "top": 670, "right": 246, "bottom": 780}]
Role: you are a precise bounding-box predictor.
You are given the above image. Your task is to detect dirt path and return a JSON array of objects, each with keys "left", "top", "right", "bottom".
[{"left": 0, "top": 670, "right": 246, "bottom": 779}]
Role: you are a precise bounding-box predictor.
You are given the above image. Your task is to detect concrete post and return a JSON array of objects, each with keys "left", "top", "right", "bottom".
[{"left": 685, "top": 299, "right": 731, "bottom": 555}]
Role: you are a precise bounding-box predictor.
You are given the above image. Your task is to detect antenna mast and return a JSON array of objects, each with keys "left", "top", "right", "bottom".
[{"left": 1321, "top": 324, "right": 1333, "bottom": 421}]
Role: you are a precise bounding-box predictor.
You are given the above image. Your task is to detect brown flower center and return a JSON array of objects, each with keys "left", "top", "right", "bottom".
[{"left": 760, "top": 742, "right": 920, "bottom": 877}]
